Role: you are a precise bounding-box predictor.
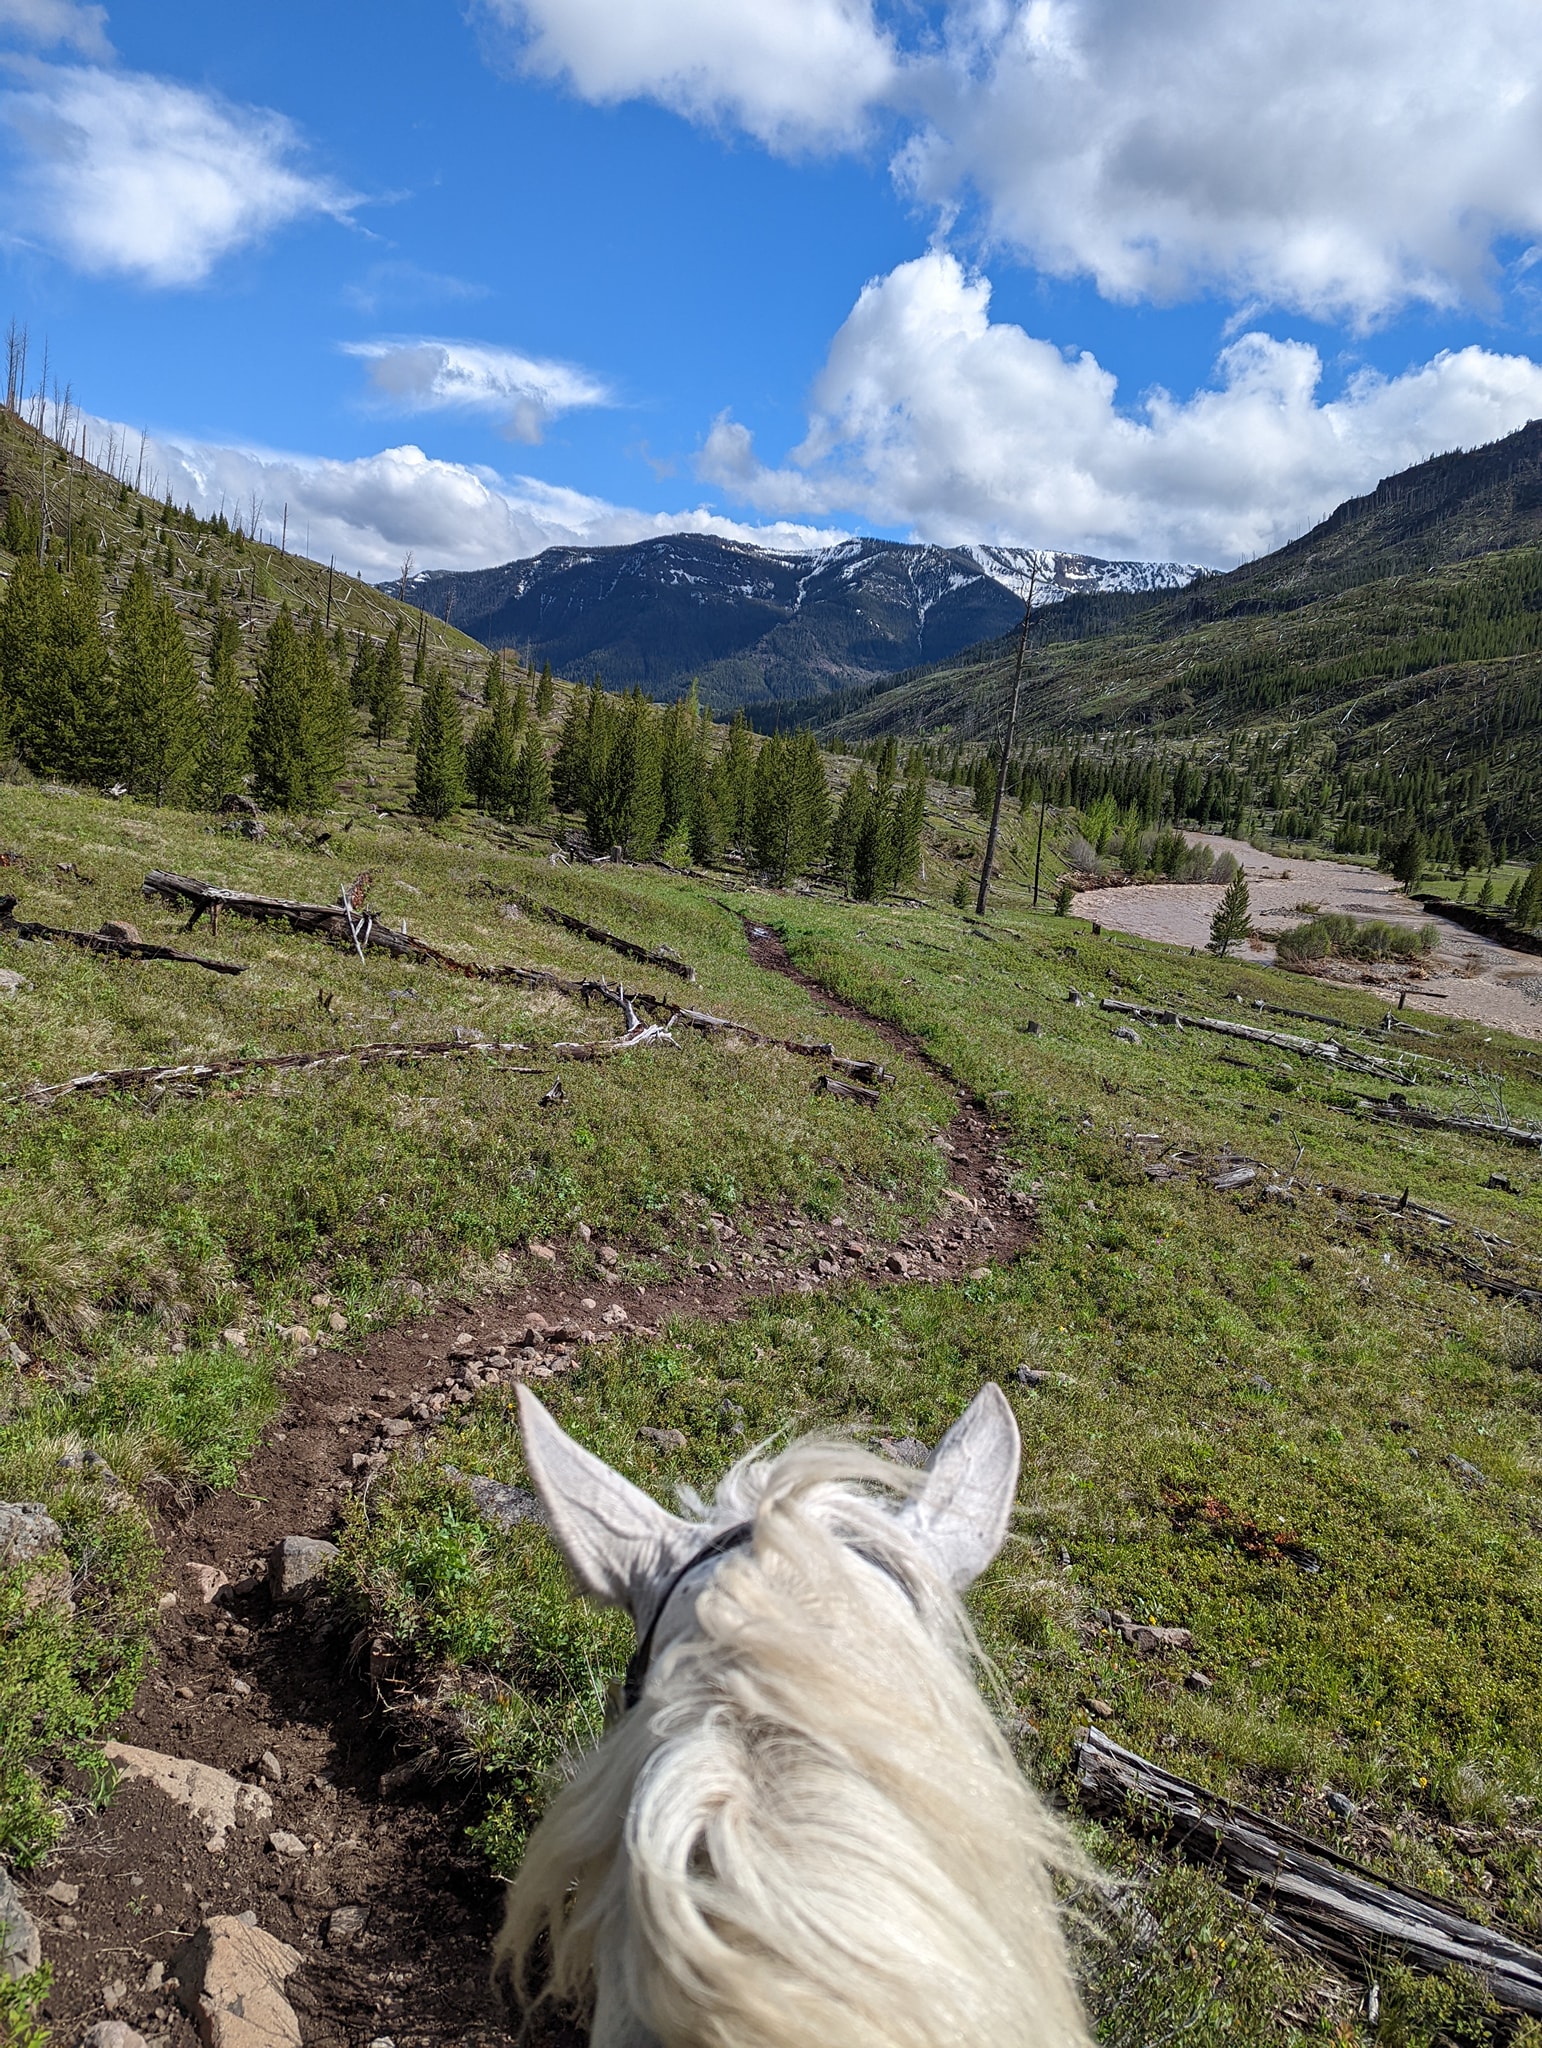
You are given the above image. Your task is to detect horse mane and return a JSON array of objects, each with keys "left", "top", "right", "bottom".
[{"left": 494, "top": 1431, "right": 1092, "bottom": 2048}]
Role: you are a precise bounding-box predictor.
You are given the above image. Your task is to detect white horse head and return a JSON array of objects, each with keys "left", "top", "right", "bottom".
[{"left": 496, "top": 1382, "right": 1091, "bottom": 2048}]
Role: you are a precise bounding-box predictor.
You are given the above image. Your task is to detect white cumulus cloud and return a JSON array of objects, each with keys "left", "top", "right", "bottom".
[
  {"left": 902, "top": 0, "right": 1542, "bottom": 324},
  {"left": 477, "top": 0, "right": 896, "bottom": 149},
  {"left": 698, "top": 251, "right": 1542, "bottom": 564},
  {"left": 99, "top": 423, "right": 846, "bottom": 581},
  {"left": 344, "top": 338, "right": 612, "bottom": 444},
  {"left": 480, "top": 0, "right": 1542, "bottom": 325},
  {"left": 0, "top": 63, "right": 351, "bottom": 286}
]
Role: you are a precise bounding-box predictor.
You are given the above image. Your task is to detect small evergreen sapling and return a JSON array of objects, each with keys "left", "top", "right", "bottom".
[{"left": 1208, "top": 868, "right": 1252, "bottom": 956}]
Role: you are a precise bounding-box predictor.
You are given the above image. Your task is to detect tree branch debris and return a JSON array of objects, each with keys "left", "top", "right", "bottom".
[
  {"left": 2, "top": 894, "right": 244, "bottom": 975},
  {"left": 18, "top": 1037, "right": 542, "bottom": 1105}
]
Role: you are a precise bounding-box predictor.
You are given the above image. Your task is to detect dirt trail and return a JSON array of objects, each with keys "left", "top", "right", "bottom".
[
  {"left": 1070, "top": 833, "right": 1542, "bottom": 1042},
  {"left": 33, "top": 931, "right": 1035, "bottom": 2048}
]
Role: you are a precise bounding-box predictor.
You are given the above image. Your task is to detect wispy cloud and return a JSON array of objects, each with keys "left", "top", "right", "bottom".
[
  {"left": 340, "top": 261, "right": 489, "bottom": 317},
  {"left": 0, "top": 0, "right": 111, "bottom": 59},
  {"left": 344, "top": 337, "right": 612, "bottom": 443},
  {"left": 0, "top": 62, "right": 352, "bottom": 286}
]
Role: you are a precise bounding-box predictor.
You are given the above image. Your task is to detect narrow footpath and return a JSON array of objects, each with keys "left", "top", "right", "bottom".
[{"left": 34, "top": 935, "right": 1036, "bottom": 2048}]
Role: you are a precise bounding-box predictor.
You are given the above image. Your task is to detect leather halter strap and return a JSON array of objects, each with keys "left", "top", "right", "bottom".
[
  {"left": 622, "top": 1521, "right": 754, "bottom": 1710},
  {"left": 620, "top": 1519, "right": 917, "bottom": 1712}
]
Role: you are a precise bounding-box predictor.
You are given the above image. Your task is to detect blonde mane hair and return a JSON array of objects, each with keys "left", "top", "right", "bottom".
[{"left": 495, "top": 1427, "right": 1092, "bottom": 2048}]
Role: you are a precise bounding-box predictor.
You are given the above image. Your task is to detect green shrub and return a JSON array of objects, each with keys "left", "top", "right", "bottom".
[{"left": 1275, "top": 911, "right": 1436, "bottom": 964}]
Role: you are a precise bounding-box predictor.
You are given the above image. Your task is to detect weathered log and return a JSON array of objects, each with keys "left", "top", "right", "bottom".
[
  {"left": 526, "top": 900, "right": 696, "bottom": 981},
  {"left": 143, "top": 870, "right": 424, "bottom": 958},
  {"left": 1102, "top": 998, "right": 1399, "bottom": 1078},
  {"left": 1075, "top": 1727, "right": 1542, "bottom": 2015},
  {"left": 0, "top": 894, "right": 243, "bottom": 974},
  {"left": 18, "top": 1038, "right": 542, "bottom": 1105},
  {"left": 1341, "top": 1099, "right": 1542, "bottom": 1150},
  {"left": 812, "top": 1074, "right": 882, "bottom": 1107}
]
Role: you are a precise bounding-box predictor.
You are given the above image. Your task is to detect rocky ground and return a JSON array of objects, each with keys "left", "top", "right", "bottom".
[{"left": 11, "top": 934, "right": 1037, "bottom": 2048}]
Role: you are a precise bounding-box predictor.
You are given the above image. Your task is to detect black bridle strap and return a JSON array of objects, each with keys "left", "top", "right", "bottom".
[
  {"left": 623, "top": 1521, "right": 754, "bottom": 1710},
  {"left": 620, "top": 1520, "right": 919, "bottom": 1711}
]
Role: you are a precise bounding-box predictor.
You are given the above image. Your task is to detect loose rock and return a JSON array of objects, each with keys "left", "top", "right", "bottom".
[
  {"left": 101, "top": 1743, "right": 272, "bottom": 1853},
  {"left": 267, "top": 1831, "right": 308, "bottom": 1859},
  {"left": 184, "top": 1563, "right": 229, "bottom": 1606},
  {"left": 83, "top": 2024, "right": 147, "bottom": 2048},
  {"left": 266, "top": 1536, "right": 338, "bottom": 1604},
  {"left": 173, "top": 1915, "right": 303, "bottom": 2048},
  {"left": 442, "top": 1469, "right": 543, "bottom": 1529},
  {"left": 326, "top": 1906, "right": 367, "bottom": 1947},
  {"left": 0, "top": 1864, "right": 41, "bottom": 1978}
]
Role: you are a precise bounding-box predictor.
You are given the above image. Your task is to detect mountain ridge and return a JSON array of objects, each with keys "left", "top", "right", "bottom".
[{"left": 384, "top": 533, "right": 1198, "bottom": 711}]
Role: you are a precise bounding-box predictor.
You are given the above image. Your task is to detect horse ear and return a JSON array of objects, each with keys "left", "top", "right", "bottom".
[
  {"left": 897, "top": 1382, "right": 1021, "bottom": 1589},
  {"left": 516, "top": 1385, "right": 696, "bottom": 1617}
]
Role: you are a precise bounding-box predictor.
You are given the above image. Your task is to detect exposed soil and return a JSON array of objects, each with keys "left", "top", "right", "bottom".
[{"left": 31, "top": 929, "right": 1035, "bottom": 2048}]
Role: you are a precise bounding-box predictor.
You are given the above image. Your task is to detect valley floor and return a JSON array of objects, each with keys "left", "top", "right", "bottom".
[{"left": 1072, "top": 833, "right": 1542, "bottom": 1041}]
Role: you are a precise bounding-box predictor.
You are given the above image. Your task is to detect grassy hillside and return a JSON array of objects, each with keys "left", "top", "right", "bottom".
[
  {"left": 0, "top": 403, "right": 488, "bottom": 697},
  {"left": 4, "top": 750, "right": 1542, "bottom": 2044}
]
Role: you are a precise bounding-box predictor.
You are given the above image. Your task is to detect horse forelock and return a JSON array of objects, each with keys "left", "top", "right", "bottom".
[{"left": 495, "top": 1431, "right": 1092, "bottom": 2048}]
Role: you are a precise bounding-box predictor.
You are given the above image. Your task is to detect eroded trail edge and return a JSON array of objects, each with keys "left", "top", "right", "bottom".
[{"left": 36, "top": 931, "right": 1036, "bottom": 2048}]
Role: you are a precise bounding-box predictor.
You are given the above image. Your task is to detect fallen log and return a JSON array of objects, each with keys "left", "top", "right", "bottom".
[
  {"left": 140, "top": 871, "right": 893, "bottom": 1076},
  {"left": 1075, "top": 1727, "right": 1542, "bottom": 2015},
  {"left": 18, "top": 1038, "right": 542, "bottom": 1105},
  {"left": 675, "top": 1006, "right": 894, "bottom": 1083},
  {"left": 526, "top": 900, "right": 696, "bottom": 981},
  {"left": 143, "top": 870, "right": 424, "bottom": 958},
  {"left": 1, "top": 895, "right": 243, "bottom": 975},
  {"left": 1342, "top": 1099, "right": 1542, "bottom": 1151},
  {"left": 1102, "top": 998, "right": 1400, "bottom": 1078}
]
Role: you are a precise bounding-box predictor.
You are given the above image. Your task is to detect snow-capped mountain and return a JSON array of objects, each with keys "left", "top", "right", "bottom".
[{"left": 389, "top": 533, "right": 1198, "bottom": 710}]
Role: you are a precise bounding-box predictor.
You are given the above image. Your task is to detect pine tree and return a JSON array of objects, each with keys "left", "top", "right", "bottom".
[
  {"left": 197, "top": 608, "right": 251, "bottom": 808},
  {"left": 587, "top": 690, "right": 661, "bottom": 856},
  {"left": 688, "top": 703, "right": 721, "bottom": 865},
  {"left": 721, "top": 709, "right": 756, "bottom": 849},
  {"left": 115, "top": 561, "right": 199, "bottom": 804},
  {"left": 550, "top": 684, "right": 592, "bottom": 813},
  {"left": 535, "top": 662, "right": 554, "bottom": 719},
  {"left": 369, "top": 628, "right": 406, "bottom": 746},
  {"left": 831, "top": 770, "right": 873, "bottom": 892},
  {"left": 53, "top": 560, "right": 115, "bottom": 784},
  {"left": 348, "top": 633, "right": 376, "bottom": 709},
  {"left": 512, "top": 728, "right": 551, "bottom": 825},
  {"left": 467, "top": 667, "right": 521, "bottom": 817},
  {"left": 659, "top": 687, "right": 700, "bottom": 852},
  {"left": 1208, "top": 869, "right": 1252, "bottom": 956},
  {"left": 311, "top": 616, "right": 354, "bottom": 792},
  {"left": 788, "top": 728, "right": 832, "bottom": 878},
  {"left": 413, "top": 663, "right": 466, "bottom": 820},
  {"left": 0, "top": 555, "right": 65, "bottom": 772},
  {"left": 750, "top": 731, "right": 793, "bottom": 877},
  {"left": 251, "top": 605, "right": 343, "bottom": 811}
]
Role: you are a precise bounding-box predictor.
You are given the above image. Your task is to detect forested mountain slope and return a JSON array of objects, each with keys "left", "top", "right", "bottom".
[{"left": 814, "top": 419, "right": 1542, "bottom": 860}]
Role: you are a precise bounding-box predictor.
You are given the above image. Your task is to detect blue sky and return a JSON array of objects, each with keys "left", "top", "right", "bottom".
[{"left": 3, "top": 0, "right": 1542, "bottom": 577}]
